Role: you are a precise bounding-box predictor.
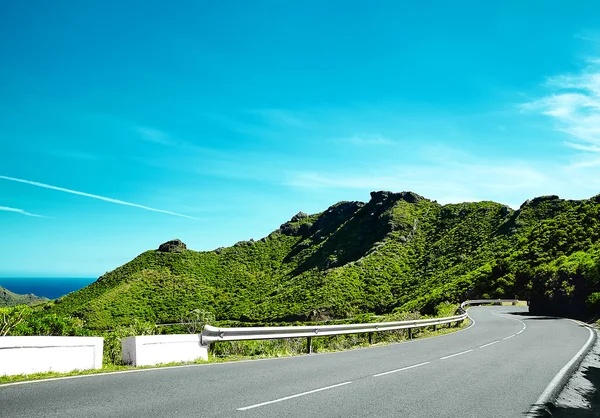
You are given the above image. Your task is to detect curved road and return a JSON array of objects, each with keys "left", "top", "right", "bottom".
[{"left": 0, "top": 306, "right": 592, "bottom": 417}]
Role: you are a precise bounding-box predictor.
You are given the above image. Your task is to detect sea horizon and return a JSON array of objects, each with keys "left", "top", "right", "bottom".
[{"left": 0, "top": 277, "right": 97, "bottom": 300}]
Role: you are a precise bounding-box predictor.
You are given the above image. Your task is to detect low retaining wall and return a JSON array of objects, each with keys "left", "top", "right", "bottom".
[
  {"left": 121, "top": 334, "right": 208, "bottom": 366},
  {"left": 0, "top": 336, "right": 104, "bottom": 376}
]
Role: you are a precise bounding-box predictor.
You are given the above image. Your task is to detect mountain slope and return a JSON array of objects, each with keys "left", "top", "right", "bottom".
[
  {"left": 47, "top": 191, "right": 600, "bottom": 329},
  {"left": 0, "top": 286, "right": 48, "bottom": 307}
]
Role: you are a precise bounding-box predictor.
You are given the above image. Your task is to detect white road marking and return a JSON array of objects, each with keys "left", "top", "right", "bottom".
[
  {"left": 491, "top": 309, "right": 527, "bottom": 336},
  {"left": 479, "top": 341, "right": 500, "bottom": 349},
  {"left": 440, "top": 349, "right": 473, "bottom": 360},
  {"left": 503, "top": 335, "right": 516, "bottom": 340},
  {"left": 372, "top": 361, "right": 431, "bottom": 377},
  {"left": 526, "top": 322, "right": 596, "bottom": 417},
  {"left": 237, "top": 381, "right": 353, "bottom": 411}
]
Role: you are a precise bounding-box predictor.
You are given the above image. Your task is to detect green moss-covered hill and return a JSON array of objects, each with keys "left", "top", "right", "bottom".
[
  {"left": 47, "top": 191, "right": 600, "bottom": 329},
  {"left": 0, "top": 286, "right": 47, "bottom": 307}
]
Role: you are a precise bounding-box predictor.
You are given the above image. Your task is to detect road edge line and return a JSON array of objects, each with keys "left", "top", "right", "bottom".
[{"left": 526, "top": 320, "right": 598, "bottom": 417}]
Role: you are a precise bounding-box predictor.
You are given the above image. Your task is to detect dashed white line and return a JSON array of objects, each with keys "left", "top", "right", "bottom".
[
  {"left": 503, "top": 335, "right": 516, "bottom": 340},
  {"left": 491, "top": 310, "right": 527, "bottom": 333},
  {"left": 237, "top": 381, "right": 353, "bottom": 411},
  {"left": 372, "top": 361, "right": 431, "bottom": 377},
  {"left": 479, "top": 340, "right": 500, "bottom": 349},
  {"left": 440, "top": 349, "right": 473, "bottom": 360}
]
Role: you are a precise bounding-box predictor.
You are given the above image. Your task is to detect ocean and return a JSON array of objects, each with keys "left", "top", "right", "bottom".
[{"left": 0, "top": 277, "right": 97, "bottom": 300}]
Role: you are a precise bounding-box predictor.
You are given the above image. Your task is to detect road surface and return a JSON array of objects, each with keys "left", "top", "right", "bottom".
[{"left": 0, "top": 306, "right": 591, "bottom": 417}]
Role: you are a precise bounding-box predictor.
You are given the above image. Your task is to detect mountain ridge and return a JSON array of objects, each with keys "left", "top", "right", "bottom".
[
  {"left": 0, "top": 285, "right": 48, "bottom": 307},
  {"left": 45, "top": 190, "right": 600, "bottom": 328}
]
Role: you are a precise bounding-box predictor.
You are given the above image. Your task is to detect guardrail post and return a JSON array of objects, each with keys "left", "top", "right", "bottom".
[
  {"left": 408, "top": 328, "right": 413, "bottom": 339},
  {"left": 306, "top": 337, "right": 313, "bottom": 354},
  {"left": 368, "top": 332, "right": 373, "bottom": 345},
  {"left": 433, "top": 324, "right": 437, "bottom": 332}
]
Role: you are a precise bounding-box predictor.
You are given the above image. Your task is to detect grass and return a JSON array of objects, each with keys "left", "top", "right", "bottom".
[
  {"left": 0, "top": 361, "right": 211, "bottom": 385},
  {"left": 0, "top": 318, "right": 470, "bottom": 385}
]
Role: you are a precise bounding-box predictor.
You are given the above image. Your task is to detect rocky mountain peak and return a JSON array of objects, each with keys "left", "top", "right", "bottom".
[{"left": 158, "top": 239, "right": 187, "bottom": 253}]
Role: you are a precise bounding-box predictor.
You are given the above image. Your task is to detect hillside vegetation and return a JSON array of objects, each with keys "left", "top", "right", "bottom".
[
  {"left": 0, "top": 286, "right": 47, "bottom": 307},
  {"left": 44, "top": 191, "right": 600, "bottom": 329}
]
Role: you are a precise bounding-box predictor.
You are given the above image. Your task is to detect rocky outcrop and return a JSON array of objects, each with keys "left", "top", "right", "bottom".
[
  {"left": 369, "top": 191, "right": 426, "bottom": 204},
  {"left": 519, "top": 195, "right": 562, "bottom": 209},
  {"left": 158, "top": 239, "right": 187, "bottom": 253},
  {"left": 290, "top": 212, "right": 308, "bottom": 222}
]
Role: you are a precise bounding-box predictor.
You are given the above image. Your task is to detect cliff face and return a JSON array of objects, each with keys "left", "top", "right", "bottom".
[{"left": 45, "top": 190, "right": 600, "bottom": 329}]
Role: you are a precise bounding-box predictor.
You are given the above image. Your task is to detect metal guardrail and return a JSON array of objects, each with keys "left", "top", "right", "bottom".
[
  {"left": 460, "top": 299, "right": 524, "bottom": 309},
  {"left": 201, "top": 314, "right": 466, "bottom": 343},
  {"left": 201, "top": 299, "right": 523, "bottom": 352}
]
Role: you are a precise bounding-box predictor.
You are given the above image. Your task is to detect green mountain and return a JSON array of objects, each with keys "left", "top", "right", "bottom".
[
  {"left": 47, "top": 191, "right": 600, "bottom": 329},
  {"left": 0, "top": 286, "right": 48, "bottom": 307}
]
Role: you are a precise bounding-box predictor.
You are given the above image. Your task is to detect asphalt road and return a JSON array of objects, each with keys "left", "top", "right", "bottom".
[{"left": 0, "top": 306, "right": 592, "bottom": 418}]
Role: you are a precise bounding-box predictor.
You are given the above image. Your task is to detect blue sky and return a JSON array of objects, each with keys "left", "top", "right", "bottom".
[{"left": 1, "top": 1, "right": 600, "bottom": 277}]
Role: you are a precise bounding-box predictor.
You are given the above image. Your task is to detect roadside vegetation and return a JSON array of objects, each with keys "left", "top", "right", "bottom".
[{"left": 0, "top": 302, "right": 468, "bottom": 384}]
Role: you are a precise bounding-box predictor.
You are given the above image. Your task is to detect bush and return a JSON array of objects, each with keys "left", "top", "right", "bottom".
[
  {"left": 180, "top": 308, "right": 215, "bottom": 334},
  {"left": 0, "top": 305, "right": 32, "bottom": 336},
  {"left": 13, "top": 313, "right": 90, "bottom": 336},
  {"left": 587, "top": 292, "right": 600, "bottom": 311},
  {"left": 434, "top": 302, "right": 458, "bottom": 318},
  {"left": 103, "top": 319, "right": 157, "bottom": 365},
  {"left": 2, "top": 306, "right": 90, "bottom": 337}
]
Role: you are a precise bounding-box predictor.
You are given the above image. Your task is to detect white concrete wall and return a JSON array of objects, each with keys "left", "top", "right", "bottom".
[
  {"left": 122, "top": 334, "right": 208, "bottom": 366},
  {"left": 0, "top": 336, "right": 104, "bottom": 376}
]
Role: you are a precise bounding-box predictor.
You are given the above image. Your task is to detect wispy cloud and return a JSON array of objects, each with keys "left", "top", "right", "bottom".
[
  {"left": 132, "top": 125, "right": 210, "bottom": 151},
  {"left": 283, "top": 153, "right": 571, "bottom": 210},
  {"left": 574, "top": 31, "right": 600, "bottom": 43},
  {"left": 338, "top": 135, "right": 393, "bottom": 146},
  {"left": 521, "top": 59, "right": 600, "bottom": 151},
  {"left": 245, "top": 108, "right": 306, "bottom": 127},
  {"left": 0, "top": 175, "right": 198, "bottom": 219},
  {"left": 286, "top": 162, "right": 547, "bottom": 191},
  {"left": 134, "top": 126, "right": 177, "bottom": 146},
  {"left": 46, "top": 149, "right": 99, "bottom": 161},
  {"left": 0, "top": 206, "right": 46, "bottom": 218}
]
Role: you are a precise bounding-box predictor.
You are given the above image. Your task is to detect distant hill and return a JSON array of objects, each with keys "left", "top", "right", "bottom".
[
  {"left": 47, "top": 191, "right": 600, "bottom": 329},
  {"left": 0, "top": 285, "right": 48, "bottom": 307}
]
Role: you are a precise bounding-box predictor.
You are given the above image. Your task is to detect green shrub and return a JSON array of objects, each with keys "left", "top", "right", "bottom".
[
  {"left": 434, "top": 302, "right": 458, "bottom": 318},
  {"left": 1, "top": 305, "right": 32, "bottom": 336},
  {"left": 13, "top": 314, "right": 90, "bottom": 336},
  {"left": 102, "top": 319, "right": 157, "bottom": 365},
  {"left": 180, "top": 308, "right": 215, "bottom": 334},
  {"left": 587, "top": 292, "right": 600, "bottom": 310},
  {"left": 2, "top": 306, "right": 89, "bottom": 337}
]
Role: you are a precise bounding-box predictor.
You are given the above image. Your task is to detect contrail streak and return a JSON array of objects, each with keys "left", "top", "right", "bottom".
[
  {"left": 0, "top": 205, "right": 46, "bottom": 218},
  {"left": 0, "top": 175, "right": 197, "bottom": 219}
]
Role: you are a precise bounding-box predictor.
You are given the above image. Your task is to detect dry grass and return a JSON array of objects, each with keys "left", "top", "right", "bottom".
[{"left": 501, "top": 301, "right": 528, "bottom": 306}]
